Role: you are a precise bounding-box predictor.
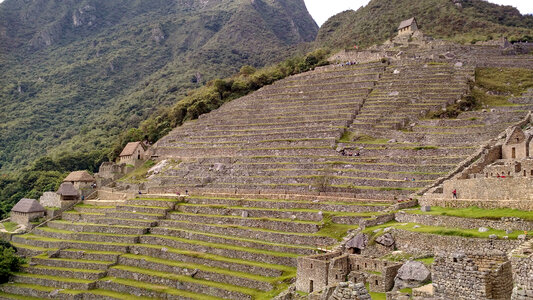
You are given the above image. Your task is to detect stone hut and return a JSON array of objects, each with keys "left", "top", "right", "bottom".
[
  {"left": 63, "top": 170, "right": 95, "bottom": 198},
  {"left": 39, "top": 182, "right": 80, "bottom": 209},
  {"left": 119, "top": 141, "right": 147, "bottom": 167},
  {"left": 57, "top": 182, "right": 79, "bottom": 200},
  {"left": 10, "top": 198, "right": 45, "bottom": 226},
  {"left": 502, "top": 126, "right": 531, "bottom": 160},
  {"left": 397, "top": 17, "right": 418, "bottom": 36},
  {"left": 296, "top": 251, "right": 402, "bottom": 294}
]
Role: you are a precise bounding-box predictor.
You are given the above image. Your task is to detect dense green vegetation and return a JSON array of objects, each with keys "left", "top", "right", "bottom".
[
  {"left": 316, "top": 0, "right": 533, "bottom": 49},
  {"left": 0, "top": 0, "right": 318, "bottom": 172},
  {"left": 0, "top": 242, "right": 24, "bottom": 283}
]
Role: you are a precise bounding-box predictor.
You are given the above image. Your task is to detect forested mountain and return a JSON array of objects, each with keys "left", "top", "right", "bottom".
[
  {"left": 317, "top": 0, "right": 533, "bottom": 49},
  {"left": 0, "top": 0, "right": 318, "bottom": 171}
]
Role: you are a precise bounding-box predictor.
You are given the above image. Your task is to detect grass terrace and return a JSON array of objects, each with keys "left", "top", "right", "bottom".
[{"left": 407, "top": 206, "right": 533, "bottom": 221}]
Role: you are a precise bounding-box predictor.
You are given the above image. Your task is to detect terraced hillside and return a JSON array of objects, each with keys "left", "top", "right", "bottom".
[
  {"left": 146, "top": 57, "right": 527, "bottom": 200},
  {"left": 1, "top": 194, "right": 395, "bottom": 299}
]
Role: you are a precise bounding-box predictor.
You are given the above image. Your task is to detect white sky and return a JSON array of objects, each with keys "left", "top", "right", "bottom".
[{"left": 304, "top": 0, "right": 533, "bottom": 25}]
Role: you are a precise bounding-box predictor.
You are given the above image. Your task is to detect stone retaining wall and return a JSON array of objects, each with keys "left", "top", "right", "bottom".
[
  {"left": 390, "top": 229, "right": 521, "bottom": 254},
  {"left": 395, "top": 211, "right": 533, "bottom": 231}
]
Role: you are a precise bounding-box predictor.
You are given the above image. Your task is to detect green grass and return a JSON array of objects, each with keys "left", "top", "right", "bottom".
[
  {"left": 13, "top": 272, "right": 94, "bottom": 283},
  {"left": 99, "top": 276, "right": 224, "bottom": 300},
  {"left": 409, "top": 206, "right": 533, "bottom": 221},
  {"left": 416, "top": 257, "right": 435, "bottom": 265},
  {"left": 474, "top": 68, "right": 533, "bottom": 107},
  {"left": 119, "top": 160, "right": 157, "bottom": 183},
  {"left": 363, "top": 221, "right": 533, "bottom": 239},
  {"left": 2, "top": 221, "right": 18, "bottom": 232},
  {"left": 0, "top": 291, "right": 46, "bottom": 300},
  {"left": 338, "top": 130, "right": 356, "bottom": 143}
]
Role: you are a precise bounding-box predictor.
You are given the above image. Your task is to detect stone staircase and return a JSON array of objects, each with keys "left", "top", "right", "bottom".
[{"left": 1, "top": 193, "right": 394, "bottom": 299}]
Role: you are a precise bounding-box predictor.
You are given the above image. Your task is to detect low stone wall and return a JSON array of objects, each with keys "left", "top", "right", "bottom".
[
  {"left": 510, "top": 241, "right": 533, "bottom": 300},
  {"left": 395, "top": 211, "right": 533, "bottom": 231},
  {"left": 390, "top": 229, "right": 521, "bottom": 254},
  {"left": 420, "top": 197, "right": 533, "bottom": 211}
]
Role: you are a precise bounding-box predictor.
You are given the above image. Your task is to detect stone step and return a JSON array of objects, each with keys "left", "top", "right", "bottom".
[
  {"left": 12, "top": 234, "right": 130, "bottom": 253},
  {"left": 127, "top": 198, "right": 178, "bottom": 208},
  {"left": 31, "top": 255, "right": 115, "bottom": 271},
  {"left": 105, "top": 211, "right": 165, "bottom": 221},
  {"left": 11, "top": 273, "right": 96, "bottom": 290},
  {"left": 48, "top": 220, "right": 149, "bottom": 235},
  {"left": 23, "top": 265, "right": 106, "bottom": 281},
  {"left": 117, "top": 254, "right": 273, "bottom": 292},
  {"left": 176, "top": 204, "right": 324, "bottom": 222},
  {"left": 168, "top": 212, "right": 320, "bottom": 233},
  {"left": 107, "top": 266, "right": 254, "bottom": 300},
  {"left": 157, "top": 219, "right": 337, "bottom": 247},
  {"left": 95, "top": 276, "right": 223, "bottom": 300},
  {"left": 130, "top": 244, "right": 285, "bottom": 278},
  {"left": 150, "top": 226, "right": 315, "bottom": 256},
  {"left": 62, "top": 211, "right": 105, "bottom": 222},
  {"left": 10, "top": 243, "right": 52, "bottom": 258},
  {"left": 90, "top": 217, "right": 159, "bottom": 227},
  {"left": 115, "top": 205, "right": 170, "bottom": 215},
  {"left": 58, "top": 249, "right": 122, "bottom": 262},
  {"left": 33, "top": 227, "right": 140, "bottom": 244},
  {"left": 139, "top": 234, "right": 297, "bottom": 267},
  {"left": 74, "top": 205, "right": 116, "bottom": 213},
  {"left": 185, "top": 196, "right": 386, "bottom": 213}
]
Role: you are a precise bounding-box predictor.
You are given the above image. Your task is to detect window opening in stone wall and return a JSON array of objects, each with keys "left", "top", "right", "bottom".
[
  {"left": 453, "top": 258, "right": 458, "bottom": 262},
  {"left": 310, "top": 263, "right": 313, "bottom": 269},
  {"left": 336, "top": 274, "right": 338, "bottom": 279},
  {"left": 309, "top": 280, "right": 314, "bottom": 293},
  {"left": 512, "top": 147, "right": 516, "bottom": 159},
  {"left": 375, "top": 280, "right": 378, "bottom": 285},
  {"left": 531, "top": 170, "right": 533, "bottom": 176}
]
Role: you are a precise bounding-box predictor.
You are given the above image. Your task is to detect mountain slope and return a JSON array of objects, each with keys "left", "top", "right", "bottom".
[
  {"left": 0, "top": 0, "right": 318, "bottom": 171},
  {"left": 316, "top": 0, "right": 533, "bottom": 49}
]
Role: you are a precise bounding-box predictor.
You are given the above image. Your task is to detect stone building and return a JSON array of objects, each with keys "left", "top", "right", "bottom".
[
  {"left": 63, "top": 170, "right": 95, "bottom": 198},
  {"left": 502, "top": 126, "right": 531, "bottom": 160},
  {"left": 432, "top": 251, "right": 513, "bottom": 300},
  {"left": 10, "top": 198, "right": 45, "bottom": 226},
  {"left": 39, "top": 182, "right": 80, "bottom": 208},
  {"left": 397, "top": 17, "right": 418, "bottom": 36},
  {"left": 296, "top": 251, "right": 401, "bottom": 294},
  {"left": 119, "top": 141, "right": 147, "bottom": 167}
]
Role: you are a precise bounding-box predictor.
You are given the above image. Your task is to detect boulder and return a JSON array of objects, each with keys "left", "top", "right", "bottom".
[
  {"left": 393, "top": 260, "right": 431, "bottom": 290},
  {"left": 375, "top": 233, "right": 395, "bottom": 247},
  {"left": 421, "top": 206, "right": 431, "bottom": 212},
  {"left": 241, "top": 211, "right": 249, "bottom": 218},
  {"left": 478, "top": 227, "right": 489, "bottom": 233},
  {"left": 346, "top": 233, "right": 368, "bottom": 250}
]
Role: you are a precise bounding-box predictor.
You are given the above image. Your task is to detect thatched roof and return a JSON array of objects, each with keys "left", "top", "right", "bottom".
[
  {"left": 398, "top": 17, "right": 416, "bottom": 30},
  {"left": 119, "top": 141, "right": 146, "bottom": 157},
  {"left": 56, "top": 182, "right": 79, "bottom": 197},
  {"left": 63, "top": 171, "right": 95, "bottom": 182},
  {"left": 11, "top": 198, "right": 45, "bottom": 213}
]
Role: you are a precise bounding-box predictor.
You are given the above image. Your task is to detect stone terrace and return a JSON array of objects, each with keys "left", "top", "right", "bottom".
[
  {"left": 1, "top": 193, "right": 395, "bottom": 299},
  {"left": 146, "top": 58, "right": 525, "bottom": 200}
]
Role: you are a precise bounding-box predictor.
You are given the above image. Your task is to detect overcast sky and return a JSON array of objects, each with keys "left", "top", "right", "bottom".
[{"left": 304, "top": 0, "right": 533, "bottom": 25}]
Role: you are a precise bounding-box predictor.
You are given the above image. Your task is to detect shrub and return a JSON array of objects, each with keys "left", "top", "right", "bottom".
[{"left": 0, "top": 243, "right": 24, "bottom": 283}]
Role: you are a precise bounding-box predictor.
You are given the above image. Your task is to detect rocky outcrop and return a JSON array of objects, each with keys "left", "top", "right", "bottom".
[
  {"left": 393, "top": 260, "right": 431, "bottom": 291},
  {"left": 72, "top": 5, "right": 97, "bottom": 28}
]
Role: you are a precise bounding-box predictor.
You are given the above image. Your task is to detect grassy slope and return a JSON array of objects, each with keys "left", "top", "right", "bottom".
[{"left": 316, "top": 0, "right": 533, "bottom": 49}]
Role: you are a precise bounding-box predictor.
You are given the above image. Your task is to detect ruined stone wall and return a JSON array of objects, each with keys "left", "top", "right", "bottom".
[
  {"left": 395, "top": 211, "right": 533, "bottom": 231},
  {"left": 11, "top": 211, "right": 44, "bottom": 226},
  {"left": 39, "top": 192, "right": 61, "bottom": 208},
  {"left": 348, "top": 256, "right": 401, "bottom": 292},
  {"left": 420, "top": 197, "right": 533, "bottom": 211},
  {"left": 390, "top": 229, "right": 521, "bottom": 255},
  {"left": 443, "top": 177, "right": 533, "bottom": 201},
  {"left": 510, "top": 242, "right": 533, "bottom": 300},
  {"left": 433, "top": 252, "right": 513, "bottom": 300},
  {"left": 296, "top": 252, "right": 344, "bottom": 293}
]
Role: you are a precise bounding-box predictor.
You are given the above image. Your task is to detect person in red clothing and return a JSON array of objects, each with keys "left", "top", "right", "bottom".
[{"left": 452, "top": 189, "right": 457, "bottom": 199}]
